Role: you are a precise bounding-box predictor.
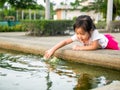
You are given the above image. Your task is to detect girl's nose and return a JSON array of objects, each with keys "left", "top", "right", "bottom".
[
  {"left": 79, "top": 35, "right": 83, "bottom": 39},
  {"left": 77, "top": 35, "right": 83, "bottom": 40},
  {"left": 77, "top": 35, "right": 81, "bottom": 39}
]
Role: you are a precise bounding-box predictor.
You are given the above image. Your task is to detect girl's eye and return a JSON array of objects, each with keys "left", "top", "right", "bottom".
[
  {"left": 80, "top": 33, "right": 85, "bottom": 35},
  {"left": 81, "top": 33, "right": 85, "bottom": 35},
  {"left": 76, "top": 33, "right": 84, "bottom": 35}
]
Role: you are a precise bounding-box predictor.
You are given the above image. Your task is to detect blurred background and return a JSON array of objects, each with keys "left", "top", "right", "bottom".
[{"left": 0, "top": 0, "right": 120, "bottom": 35}]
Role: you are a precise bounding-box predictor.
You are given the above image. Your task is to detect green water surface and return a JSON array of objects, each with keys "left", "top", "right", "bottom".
[{"left": 0, "top": 49, "right": 120, "bottom": 90}]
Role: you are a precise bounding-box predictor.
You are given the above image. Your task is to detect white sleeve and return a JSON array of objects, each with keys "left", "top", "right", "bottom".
[
  {"left": 91, "top": 30, "right": 101, "bottom": 41},
  {"left": 91, "top": 30, "right": 108, "bottom": 48},
  {"left": 71, "top": 34, "right": 78, "bottom": 41}
]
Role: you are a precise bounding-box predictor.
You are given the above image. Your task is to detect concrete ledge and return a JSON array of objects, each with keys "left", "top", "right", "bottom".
[
  {"left": 55, "top": 49, "right": 120, "bottom": 70},
  {"left": 0, "top": 40, "right": 47, "bottom": 55},
  {"left": 0, "top": 32, "right": 120, "bottom": 70},
  {"left": 92, "top": 81, "right": 120, "bottom": 90}
]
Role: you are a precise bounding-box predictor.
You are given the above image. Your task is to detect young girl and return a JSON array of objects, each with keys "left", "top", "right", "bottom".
[{"left": 44, "top": 15, "right": 120, "bottom": 59}]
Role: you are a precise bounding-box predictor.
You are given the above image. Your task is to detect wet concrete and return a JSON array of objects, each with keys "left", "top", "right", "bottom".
[
  {"left": 0, "top": 32, "right": 120, "bottom": 70},
  {"left": 92, "top": 81, "right": 120, "bottom": 90}
]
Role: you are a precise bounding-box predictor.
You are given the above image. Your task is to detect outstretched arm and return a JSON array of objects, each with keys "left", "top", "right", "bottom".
[
  {"left": 73, "top": 40, "right": 101, "bottom": 50},
  {"left": 44, "top": 38, "right": 73, "bottom": 59}
]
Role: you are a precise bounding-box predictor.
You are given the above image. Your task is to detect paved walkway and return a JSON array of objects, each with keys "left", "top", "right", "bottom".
[{"left": 0, "top": 32, "right": 120, "bottom": 90}]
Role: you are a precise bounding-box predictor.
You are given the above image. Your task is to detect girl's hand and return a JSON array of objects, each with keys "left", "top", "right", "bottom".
[
  {"left": 72, "top": 45, "right": 82, "bottom": 50},
  {"left": 44, "top": 49, "right": 54, "bottom": 59}
]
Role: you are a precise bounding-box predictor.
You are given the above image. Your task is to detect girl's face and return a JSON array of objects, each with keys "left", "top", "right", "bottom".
[{"left": 75, "top": 27, "right": 90, "bottom": 43}]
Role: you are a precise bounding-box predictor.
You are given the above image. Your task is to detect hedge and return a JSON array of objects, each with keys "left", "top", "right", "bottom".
[
  {"left": 108, "top": 21, "right": 120, "bottom": 32},
  {"left": 21, "top": 20, "right": 74, "bottom": 36},
  {"left": 0, "top": 20, "right": 120, "bottom": 34},
  {"left": 0, "top": 24, "right": 24, "bottom": 32},
  {"left": 95, "top": 21, "right": 106, "bottom": 29}
]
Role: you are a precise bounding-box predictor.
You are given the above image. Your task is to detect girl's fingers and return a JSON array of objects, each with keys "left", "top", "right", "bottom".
[
  {"left": 44, "top": 50, "right": 51, "bottom": 59},
  {"left": 44, "top": 49, "right": 54, "bottom": 59}
]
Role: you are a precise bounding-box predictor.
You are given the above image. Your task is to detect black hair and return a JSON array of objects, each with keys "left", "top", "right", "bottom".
[{"left": 73, "top": 15, "right": 96, "bottom": 34}]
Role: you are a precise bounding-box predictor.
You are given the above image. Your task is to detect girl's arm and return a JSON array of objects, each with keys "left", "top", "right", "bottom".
[
  {"left": 73, "top": 40, "right": 101, "bottom": 50},
  {"left": 44, "top": 38, "right": 73, "bottom": 59}
]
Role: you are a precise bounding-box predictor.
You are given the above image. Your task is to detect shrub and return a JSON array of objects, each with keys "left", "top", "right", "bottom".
[
  {"left": 109, "top": 21, "right": 120, "bottom": 33},
  {"left": 0, "top": 24, "right": 25, "bottom": 32},
  {"left": 21, "top": 20, "right": 74, "bottom": 36},
  {"left": 95, "top": 21, "right": 106, "bottom": 29},
  {"left": 0, "top": 21, "right": 25, "bottom": 32}
]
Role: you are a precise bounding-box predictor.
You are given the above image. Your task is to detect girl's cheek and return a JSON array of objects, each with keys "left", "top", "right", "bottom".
[
  {"left": 77, "top": 36, "right": 82, "bottom": 41},
  {"left": 84, "top": 36, "right": 88, "bottom": 40},
  {"left": 76, "top": 34, "right": 80, "bottom": 38}
]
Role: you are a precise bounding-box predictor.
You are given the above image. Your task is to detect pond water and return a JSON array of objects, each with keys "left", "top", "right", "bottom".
[{"left": 0, "top": 49, "right": 120, "bottom": 90}]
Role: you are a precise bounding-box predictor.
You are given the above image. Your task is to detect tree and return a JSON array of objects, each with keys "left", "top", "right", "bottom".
[
  {"left": 71, "top": 0, "right": 120, "bottom": 20},
  {"left": 0, "top": 0, "right": 45, "bottom": 20},
  {"left": 8, "top": 0, "right": 36, "bottom": 9},
  {"left": 0, "top": 0, "right": 7, "bottom": 8},
  {"left": 50, "top": 2, "right": 55, "bottom": 19},
  {"left": 113, "top": 0, "right": 120, "bottom": 19},
  {"left": 70, "top": 0, "right": 86, "bottom": 9},
  {"left": 0, "top": 0, "right": 45, "bottom": 10}
]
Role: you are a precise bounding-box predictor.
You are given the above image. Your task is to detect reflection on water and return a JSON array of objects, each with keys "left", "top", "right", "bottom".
[
  {"left": 0, "top": 50, "right": 120, "bottom": 90},
  {"left": 74, "top": 73, "right": 93, "bottom": 90}
]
